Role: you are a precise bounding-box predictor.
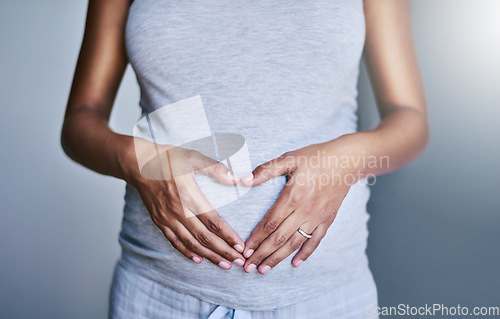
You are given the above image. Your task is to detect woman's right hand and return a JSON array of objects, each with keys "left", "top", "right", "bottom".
[
  {"left": 120, "top": 139, "right": 246, "bottom": 270},
  {"left": 59, "top": 0, "right": 245, "bottom": 271}
]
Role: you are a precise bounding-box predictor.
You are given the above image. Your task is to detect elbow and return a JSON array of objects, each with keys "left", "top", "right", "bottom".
[
  {"left": 60, "top": 112, "right": 79, "bottom": 160},
  {"left": 416, "top": 109, "right": 430, "bottom": 156},
  {"left": 60, "top": 120, "right": 72, "bottom": 159},
  {"left": 420, "top": 108, "right": 430, "bottom": 150},
  {"left": 423, "top": 122, "right": 430, "bottom": 150},
  {"left": 60, "top": 107, "right": 86, "bottom": 160}
]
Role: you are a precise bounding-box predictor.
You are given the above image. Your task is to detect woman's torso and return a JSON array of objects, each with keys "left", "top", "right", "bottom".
[{"left": 121, "top": 0, "right": 371, "bottom": 310}]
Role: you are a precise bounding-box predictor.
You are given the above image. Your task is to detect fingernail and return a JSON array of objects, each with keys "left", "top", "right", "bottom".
[
  {"left": 294, "top": 260, "right": 303, "bottom": 267},
  {"left": 234, "top": 244, "right": 244, "bottom": 253},
  {"left": 242, "top": 173, "right": 254, "bottom": 183},
  {"left": 246, "top": 263, "right": 256, "bottom": 273},
  {"left": 192, "top": 256, "right": 202, "bottom": 264},
  {"left": 227, "top": 171, "right": 239, "bottom": 182},
  {"left": 218, "top": 260, "right": 232, "bottom": 270},
  {"left": 234, "top": 259, "right": 244, "bottom": 267},
  {"left": 244, "top": 249, "right": 254, "bottom": 258},
  {"left": 260, "top": 265, "right": 271, "bottom": 274}
]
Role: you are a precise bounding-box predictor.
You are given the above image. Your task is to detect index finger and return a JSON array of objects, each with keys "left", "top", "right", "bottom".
[
  {"left": 176, "top": 174, "right": 246, "bottom": 254},
  {"left": 243, "top": 183, "right": 295, "bottom": 258}
]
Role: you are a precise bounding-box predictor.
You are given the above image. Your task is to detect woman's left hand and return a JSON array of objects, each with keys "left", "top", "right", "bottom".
[{"left": 240, "top": 134, "right": 366, "bottom": 274}]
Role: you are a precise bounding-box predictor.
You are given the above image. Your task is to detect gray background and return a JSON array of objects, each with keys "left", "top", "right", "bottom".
[{"left": 0, "top": 0, "right": 499, "bottom": 318}]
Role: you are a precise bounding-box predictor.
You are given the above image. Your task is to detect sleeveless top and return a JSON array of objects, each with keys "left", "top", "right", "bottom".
[{"left": 121, "top": 0, "right": 371, "bottom": 310}]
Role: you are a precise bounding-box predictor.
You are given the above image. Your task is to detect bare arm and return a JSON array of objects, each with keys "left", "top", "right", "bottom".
[
  {"left": 61, "top": 0, "right": 131, "bottom": 181},
  {"left": 61, "top": 0, "right": 247, "bottom": 270},
  {"left": 241, "top": 0, "right": 429, "bottom": 274},
  {"left": 356, "top": 0, "right": 429, "bottom": 173}
]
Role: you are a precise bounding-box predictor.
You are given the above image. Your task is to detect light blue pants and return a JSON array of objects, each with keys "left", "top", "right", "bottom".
[{"left": 109, "top": 260, "right": 378, "bottom": 319}]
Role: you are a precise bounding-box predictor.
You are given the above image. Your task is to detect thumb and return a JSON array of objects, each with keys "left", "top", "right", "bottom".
[
  {"left": 193, "top": 154, "right": 240, "bottom": 186},
  {"left": 241, "top": 154, "right": 295, "bottom": 187}
]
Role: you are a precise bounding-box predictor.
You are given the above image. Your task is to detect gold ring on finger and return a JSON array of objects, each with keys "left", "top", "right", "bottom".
[{"left": 297, "top": 227, "right": 312, "bottom": 239}]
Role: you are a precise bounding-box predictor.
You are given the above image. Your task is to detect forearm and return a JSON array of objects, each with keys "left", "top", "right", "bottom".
[
  {"left": 61, "top": 108, "right": 136, "bottom": 184},
  {"left": 324, "top": 106, "right": 429, "bottom": 178}
]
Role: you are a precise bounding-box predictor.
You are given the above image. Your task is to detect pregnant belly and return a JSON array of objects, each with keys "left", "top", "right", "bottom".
[
  {"left": 119, "top": 177, "right": 372, "bottom": 310},
  {"left": 206, "top": 174, "right": 288, "bottom": 241},
  {"left": 121, "top": 172, "right": 288, "bottom": 255}
]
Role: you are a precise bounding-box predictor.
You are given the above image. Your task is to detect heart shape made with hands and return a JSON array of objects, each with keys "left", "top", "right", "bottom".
[{"left": 133, "top": 95, "right": 253, "bottom": 216}]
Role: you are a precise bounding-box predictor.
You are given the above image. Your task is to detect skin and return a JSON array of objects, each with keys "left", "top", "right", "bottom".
[
  {"left": 240, "top": 0, "right": 429, "bottom": 273},
  {"left": 61, "top": 0, "right": 428, "bottom": 274},
  {"left": 61, "top": 0, "right": 246, "bottom": 270}
]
